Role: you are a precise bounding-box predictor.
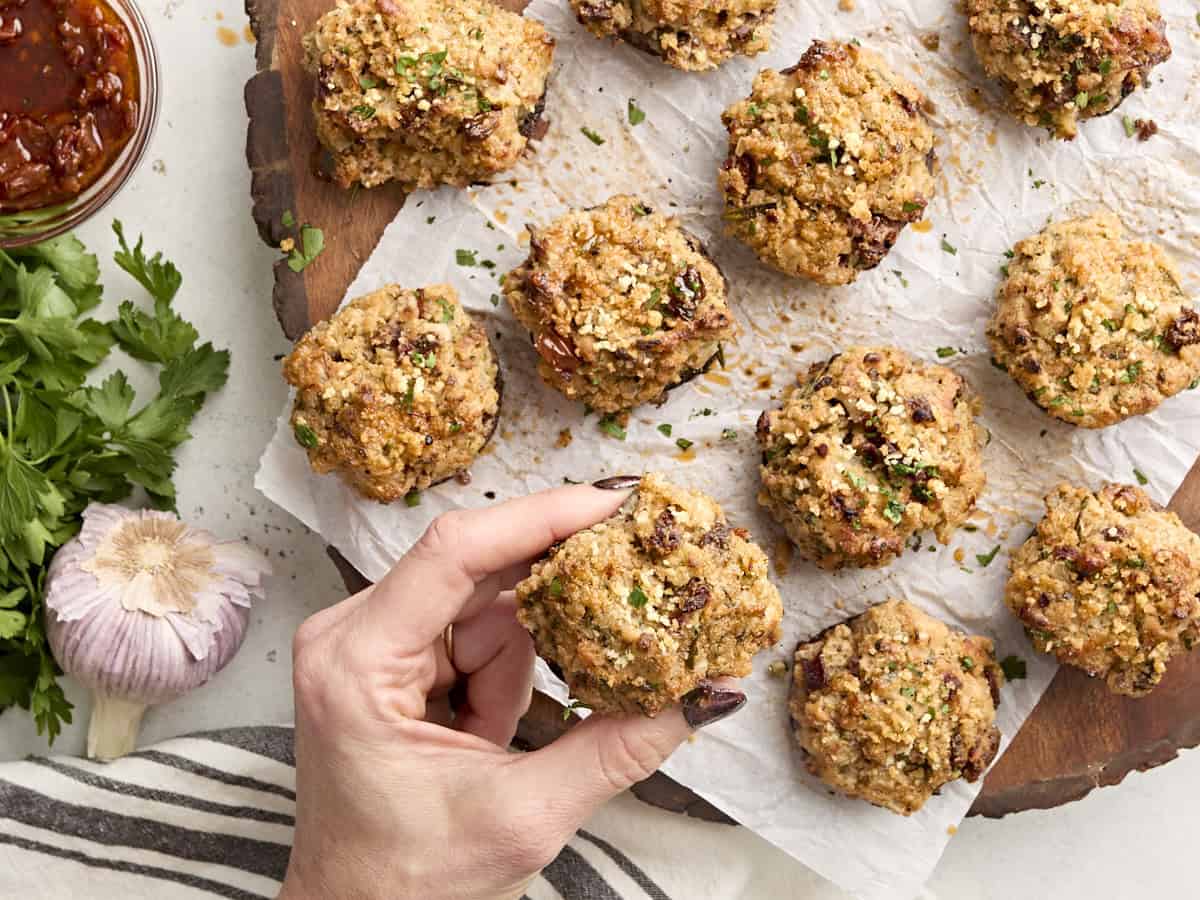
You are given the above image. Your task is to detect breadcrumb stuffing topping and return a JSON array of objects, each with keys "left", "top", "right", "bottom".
[
  {"left": 719, "top": 40, "right": 936, "bottom": 285},
  {"left": 516, "top": 473, "right": 783, "bottom": 716},
  {"left": 303, "top": 0, "right": 554, "bottom": 190},
  {"left": 504, "top": 195, "right": 736, "bottom": 413},
  {"left": 570, "top": 0, "right": 776, "bottom": 71},
  {"left": 283, "top": 284, "right": 499, "bottom": 503},
  {"left": 791, "top": 599, "right": 1004, "bottom": 816},
  {"left": 757, "top": 347, "right": 987, "bottom": 570},
  {"left": 965, "top": 0, "right": 1170, "bottom": 139},
  {"left": 988, "top": 214, "right": 1200, "bottom": 429},
  {"left": 1006, "top": 482, "right": 1200, "bottom": 696}
]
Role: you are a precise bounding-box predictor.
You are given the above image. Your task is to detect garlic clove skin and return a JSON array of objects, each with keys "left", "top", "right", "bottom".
[{"left": 45, "top": 503, "right": 271, "bottom": 760}]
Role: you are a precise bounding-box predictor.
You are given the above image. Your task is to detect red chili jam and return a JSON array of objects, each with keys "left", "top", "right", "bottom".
[{"left": 0, "top": 0, "right": 140, "bottom": 212}]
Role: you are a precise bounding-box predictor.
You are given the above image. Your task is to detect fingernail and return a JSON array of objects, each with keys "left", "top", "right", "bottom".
[
  {"left": 592, "top": 475, "right": 641, "bottom": 491},
  {"left": 681, "top": 683, "right": 746, "bottom": 730}
]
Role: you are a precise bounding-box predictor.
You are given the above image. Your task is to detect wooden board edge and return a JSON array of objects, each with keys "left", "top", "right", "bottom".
[
  {"left": 245, "top": 0, "right": 312, "bottom": 341},
  {"left": 970, "top": 724, "right": 1200, "bottom": 818}
]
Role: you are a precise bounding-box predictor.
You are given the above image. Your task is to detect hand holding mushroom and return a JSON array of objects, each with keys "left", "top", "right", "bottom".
[{"left": 278, "top": 483, "right": 722, "bottom": 900}]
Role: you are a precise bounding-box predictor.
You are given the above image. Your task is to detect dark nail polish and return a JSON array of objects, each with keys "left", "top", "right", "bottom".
[
  {"left": 592, "top": 475, "right": 641, "bottom": 491},
  {"left": 681, "top": 683, "right": 746, "bottom": 730}
]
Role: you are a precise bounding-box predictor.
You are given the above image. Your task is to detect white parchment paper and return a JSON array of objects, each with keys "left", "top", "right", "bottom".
[{"left": 257, "top": 1, "right": 1200, "bottom": 896}]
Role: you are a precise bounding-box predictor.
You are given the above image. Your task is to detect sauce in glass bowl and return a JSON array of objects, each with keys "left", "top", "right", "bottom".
[{"left": 0, "top": 0, "right": 141, "bottom": 214}]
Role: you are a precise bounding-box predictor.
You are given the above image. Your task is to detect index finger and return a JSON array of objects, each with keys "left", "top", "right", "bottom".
[{"left": 362, "top": 480, "right": 636, "bottom": 654}]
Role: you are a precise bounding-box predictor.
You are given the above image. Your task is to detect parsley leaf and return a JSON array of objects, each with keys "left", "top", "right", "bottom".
[
  {"left": 562, "top": 699, "right": 591, "bottom": 720},
  {"left": 113, "top": 220, "right": 182, "bottom": 304},
  {"left": 580, "top": 126, "right": 605, "bottom": 145},
  {"left": 110, "top": 298, "right": 199, "bottom": 364},
  {"left": 598, "top": 416, "right": 626, "bottom": 440},
  {"left": 975, "top": 545, "right": 1002, "bottom": 567},
  {"left": 287, "top": 226, "right": 325, "bottom": 273},
  {"left": 1000, "top": 655, "right": 1027, "bottom": 680},
  {"left": 628, "top": 585, "right": 649, "bottom": 608},
  {"left": 627, "top": 99, "right": 646, "bottom": 126}
]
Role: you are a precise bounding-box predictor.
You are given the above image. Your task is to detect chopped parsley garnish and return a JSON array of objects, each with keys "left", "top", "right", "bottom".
[
  {"left": 633, "top": 203, "right": 652, "bottom": 216},
  {"left": 721, "top": 428, "right": 737, "bottom": 441},
  {"left": 883, "top": 499, "right": 905, "bottom": 524},
  {"left": 1099, "top": 58, "right": 1112, "bottom": 75},
  {"left": 281, "top": 209, "right": 295, "bottom": 228},
  {"left": 294, "top": 424, "right": 319, "bottom": 448},
  {"left": 892, "top": 269, "right": 909, "bottom": 288},
  {"left": 1074, "top": 91, "right": 1089, "bottom": 108},
  {"left": 548, "top": 576, "right": 564, "bottom": 598},
  {"left": 1000, "top": 655, "right": 1027, "bottom": 681},
  {"left": 562, "top": 699, "right": 590, "bottom": 720},
  {"left": 489, "top": 293, "right": 501, "bottom": 306},
  {"left": 1134, "top": 468, "right": 1149, "bottom": 485},
  {"left": 436, "top": 298, "right": 454, "bottom": 322},
  {"left": 960, "top": 656, "right": 975, "bottom": 672},
  {"left": 723, "top": 201, "right": 778, "bottom": 221},
  {"left": 975, "top": 545, "right": 1002, "bottom": 567},
  {"left": 403, "top": 490, "right": 421, "bottom": 507},
  {"left": 360, "top": 76, "right": 378, "bottom": 89},
  {"left": 657, "top": 423, "right": 673, "bottom": 437},
  {"left": 598, "top": 416, "right": 626, "bottom": 440},
  {"left": 1120, "top": 361, "right": 1143, "bottom": 383},
  {"left": 940, "top": 237, "right": 957, "bottom": 255},
  {"left": 902, "top": 201, "right": 922, "bottom": 213},
  {"left": 935, "top": 347, "right": 956, "bottom": 358},
  {"left": 627, "top": 98, "right": 646, "bottom": 126},
  {"left": 675, "top": 438, "right": 694, "bottom": 451},
  {"left": 351, "top": 104, "right": 376, "bottom": 119},
  {"left": 287, "top": 226, "right": 325, "bottom": 273},
  {"left": 411, "top": 351, "right": 437, "bottom": 369},
  {"left": 426, "top": 215, "right": 436, "bottom": 225},
  {"left": 455, "top": 249, "right": 478, "bottom": 266},
  {"left": 807, "top": 128, "right": 838, "bottom": 166},
  {"left": 628, "top": 585, "right": 649, "bottom": 608},
  {"left": 580, "top": 126, "right": 605, "bottom": 145}
]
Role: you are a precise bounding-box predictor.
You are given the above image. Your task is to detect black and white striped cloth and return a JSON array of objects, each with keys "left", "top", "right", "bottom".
[{"left": 0, "top": 727, "right": 687, "bottom": 900}]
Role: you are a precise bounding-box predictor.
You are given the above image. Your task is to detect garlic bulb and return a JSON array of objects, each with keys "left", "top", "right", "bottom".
[{"left": 44, "top": 503, "right": 271, "bottom": 760}]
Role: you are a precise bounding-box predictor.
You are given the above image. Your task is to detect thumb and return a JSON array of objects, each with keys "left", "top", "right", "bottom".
[{"left": 506, "top": 682, "right": 745, "bottom": 838}]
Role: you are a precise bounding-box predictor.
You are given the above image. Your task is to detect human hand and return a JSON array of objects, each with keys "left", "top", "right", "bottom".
[{"left": 278, "top": 479, "right": 746, "bottom": 900}]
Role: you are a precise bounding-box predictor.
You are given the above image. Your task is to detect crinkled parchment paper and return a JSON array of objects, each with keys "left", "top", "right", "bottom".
[{"left": 257, "top": 1, "right": 1200, "bottom": 896}]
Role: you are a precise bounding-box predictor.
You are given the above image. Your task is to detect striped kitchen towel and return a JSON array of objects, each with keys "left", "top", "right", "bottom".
[{"left": 0, "top": 726, "right": 681, "bottom": 900}]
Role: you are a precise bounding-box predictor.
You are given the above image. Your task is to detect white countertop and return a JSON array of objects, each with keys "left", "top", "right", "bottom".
[{"left": 0, "top": 3, "right": 1193, "bottom": 897}]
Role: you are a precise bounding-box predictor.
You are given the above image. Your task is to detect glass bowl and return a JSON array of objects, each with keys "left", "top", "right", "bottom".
[{"left": 0, "top": 0, "right": 161, "bottom": 248}]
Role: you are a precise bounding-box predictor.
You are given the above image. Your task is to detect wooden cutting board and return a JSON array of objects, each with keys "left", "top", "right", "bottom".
[{"left": 244, "top": 0, "right": 1200, "bottom": 820}]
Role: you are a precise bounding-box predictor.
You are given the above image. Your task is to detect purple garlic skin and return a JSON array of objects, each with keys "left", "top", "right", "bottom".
[{"left": 45, "top": 503, "right": 271, "bottom": 707}]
